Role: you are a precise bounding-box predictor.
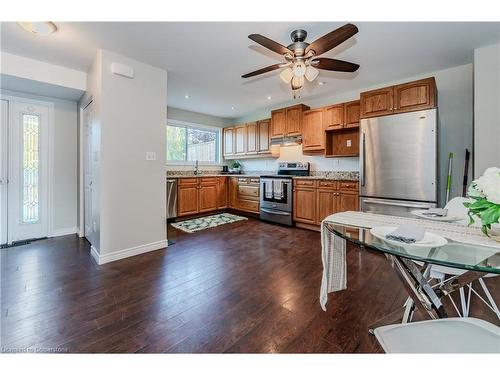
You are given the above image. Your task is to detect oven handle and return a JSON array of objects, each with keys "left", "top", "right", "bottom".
[{"left": 260, "top": 208, "right": 291, "bottom": 216}]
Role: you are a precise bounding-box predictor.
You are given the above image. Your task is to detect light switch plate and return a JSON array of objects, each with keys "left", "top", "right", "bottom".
[
  {"left": 146, "top": 152, "right": 156, "bottom": 161},
  {"left": 346, "top": 140, "right": 352, "bottom": 147}
]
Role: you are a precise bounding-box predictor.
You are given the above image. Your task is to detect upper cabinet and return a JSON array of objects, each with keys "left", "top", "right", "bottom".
[
  {"left": 223, "top": 127, "right": 235, "bottom": 157},
  {"left": 224, "top": 119, "right": 278, "bottom": 160},
  {"left": 344, "top": 100, "right": 361, "bottom": 128},
  {"left": 324, "top": 104, "right": 344, "bottom": 130},
  {"left": 271, "top": 104, "right": 310, "bottom": 138},
  {"left": 302, "top": 108, "right": 325, "bottom": 152},
  {"left": 360, "top": 77, "right": 436, "bottom": 119}
]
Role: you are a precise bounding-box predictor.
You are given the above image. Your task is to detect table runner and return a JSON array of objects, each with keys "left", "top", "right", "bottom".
[{"left": 320, "top": 211, "right": 500, "bottom": 311}]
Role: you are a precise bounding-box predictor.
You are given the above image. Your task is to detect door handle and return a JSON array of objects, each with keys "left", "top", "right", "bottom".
[
  {"left": 362, "top": 198, "right": 433, "bottom": 209},
  {"left": 360, "top": 132, "right": 366, "bottom": 187}
]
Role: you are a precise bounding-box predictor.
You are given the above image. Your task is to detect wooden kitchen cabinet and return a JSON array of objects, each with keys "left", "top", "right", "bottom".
[
  {"left": 257, "top": 119, "right": 271, "bottom": 153},
  {"left": 177, "top": 178, "right": 199, "bottom": 216},
  {"left": 229, "top": 177, "right": 238, "bottom": 208},
  {"left": 234, "top": 125, "right": 247, "bottom": 155},
  {"left": 394, "top": 77, "right": 436, "bottom": 113},
  {"left": 293, "top": 181, "right": 317, "bottom": 225},
  {"left": 228, "top": 177, "right": 260, "bottom": 214},
  {"left": 223, "top": 127, "right": 235, "bottom": 156},
  {"left": 302, "top": 108, "right": 326, "bottom": 152},
  {"left": 270, "top": 109, "right": 286, "bottom": 138},
  {"left": 198, "top": 178, "right": 218, "bottom": 213},
  {"left": 317, "top": 189, "right": 338, "bottom": 224},
  {"left": 217, "top": 176, "right": 228, "bottom": 209},
  {"left": 246, "top": 122, "right": 258, "bottom": 154},
  {"left": 360, "top": 87, "right": 394, "bottom": 118},
  {"left": 339, "top": 191, "right": 359, "bottom": 212},
  {"left": 360, "top": 77, "right": 436, "bottom": 119},
  {"left": 324, "top": 104, "right": 344, "bottom": 130},
  {"left": 344, "top": 100, "right": 361, "bottom": 128}
]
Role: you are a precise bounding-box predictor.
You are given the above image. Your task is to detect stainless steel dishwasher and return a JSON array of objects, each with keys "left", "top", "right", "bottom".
[{"left": 166, "top": 179, "right": 178, "bottom": 219}]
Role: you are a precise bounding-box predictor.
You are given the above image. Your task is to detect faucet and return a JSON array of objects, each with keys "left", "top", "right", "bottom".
[{"left": 194, "top": 160, "right": 199, "bottom": 175}]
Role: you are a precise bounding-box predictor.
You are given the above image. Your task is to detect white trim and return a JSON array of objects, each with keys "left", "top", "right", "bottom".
[
  {"left": 167, "top": 118, "right": 223, "bottom": 132},
  {"left": 50, "top": 227, "right": 77, "bottom": 237},
  {"left": 1, "top": 95, "right": 54, "bottom": 243},
  {"left": 91, "top": 239, "right": 168, "bottom": 265}
]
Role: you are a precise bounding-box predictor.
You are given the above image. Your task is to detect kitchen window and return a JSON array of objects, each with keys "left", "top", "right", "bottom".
[{"left": 166, "top": 120, "right": 221, "bottom": 164}]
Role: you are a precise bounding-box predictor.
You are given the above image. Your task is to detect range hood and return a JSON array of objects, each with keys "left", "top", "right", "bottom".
[{"left": 270, "top": 135, "right": 302, "bottom": 147}]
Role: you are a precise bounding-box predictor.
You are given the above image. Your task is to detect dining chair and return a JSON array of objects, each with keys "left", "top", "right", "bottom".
[{"left": 374, "top": 317, "right": 500, "bottom": 353}]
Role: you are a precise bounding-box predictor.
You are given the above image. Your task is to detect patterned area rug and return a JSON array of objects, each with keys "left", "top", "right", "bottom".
[{"left": 171, "top": 213, "right": 248, "bottom": 233}]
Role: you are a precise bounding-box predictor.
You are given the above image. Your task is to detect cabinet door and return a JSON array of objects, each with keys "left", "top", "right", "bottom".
[
  {"left": 229, "top": 177, "right": 238, "bottom": 208},
  {"left": 344, "top": 100, "right": 360, "bottom": 128},
  {"left": 339, "top": 191, "right": 359, "bottom": 212},
  {"left": 317, "top": 190, "right": 338, "bottom": 224},
  {"left": 394, "top": 77, "right": 436, "bottom": 113},
  {"left": 302, "top": 109, "right": 325, "bottom": 151},
  {"left": 234, "top": 125, "right": 247, "bottom": 155},
  {"left": 223, "top": 127, "right": 234, "bottom": 156},
  {"left": 257, "top": 119, "right": 271, "bottom": 153},
  {"left": 270, "top": 109, "right": 286, "bottom": 138},
  {"left": 217, "top": 177, "right": 228, "bottom": 209},
  {"left": 285, "top": 105, "right": 303, "bottom": 136},
  {"left": 293, "top": 188, "right": 317, "bottom": 224},
  {"left": 360, "top": 87, "right": 394, "bottom": 118},
  {"left": 178, "top": 185, "right": 199, "bottom": 216},
  {"left": 246, "top": 122, "right": 258, "bottom": 154},
  {"left": 198, "top": 184, "right": 218, "bottom": 213},
  {"left": 324, "top": 104, "right": 344, "bottom": 130}
]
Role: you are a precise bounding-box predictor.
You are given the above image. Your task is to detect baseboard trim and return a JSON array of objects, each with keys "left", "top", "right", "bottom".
[
  {"left": 92, "top": 239, "right": 168, "bottom": 265},
  {"left": 50, "top": 227, "right": 78, "bottom": 237}
]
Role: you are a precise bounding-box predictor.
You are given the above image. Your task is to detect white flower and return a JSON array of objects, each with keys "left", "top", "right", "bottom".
[{"left": 472, "top": 167, "right": 500, "bottom": 204}]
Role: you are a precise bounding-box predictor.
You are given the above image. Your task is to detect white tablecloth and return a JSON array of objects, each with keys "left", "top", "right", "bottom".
[{"left": 320, "top": 211, "right": 500, "bottom": 311}]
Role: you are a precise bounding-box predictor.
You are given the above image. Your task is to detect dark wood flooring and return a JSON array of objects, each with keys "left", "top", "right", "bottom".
[{"left": 1, "top": 217, "right": 498, "bottom": 353}]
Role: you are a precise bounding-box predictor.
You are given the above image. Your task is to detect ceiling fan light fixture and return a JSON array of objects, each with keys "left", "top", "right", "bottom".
[
  {"left": 18, "top": 22, "right": 57, "bottom": 36},
  {"left": 292, "top": 61, "right": 306, "bottom": 77},
  {"left": 305, "top": 66, "right": 319, "bottom": 82},
  {"left": 291, "top": 76, "right": 304, "bottom": 90},
  {"left": 280, "top": 67, "right": 293, "bottom": 84}
]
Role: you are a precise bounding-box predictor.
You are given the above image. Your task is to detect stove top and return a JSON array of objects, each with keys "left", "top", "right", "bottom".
[{"left": 260, "top": 161, "right": 310, "bottom": 179}]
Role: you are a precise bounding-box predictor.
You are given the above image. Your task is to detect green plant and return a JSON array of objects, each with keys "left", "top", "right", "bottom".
[
  {"left": 464, "top": 167, "right": 500, "bottom": 237},
  {"left": 230, "top": 160, "right": 241, "bottom": 169}
]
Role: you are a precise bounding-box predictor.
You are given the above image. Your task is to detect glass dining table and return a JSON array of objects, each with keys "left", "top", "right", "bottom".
[{"left": 323, "top": 221, "right": 500, "bottom": 332}]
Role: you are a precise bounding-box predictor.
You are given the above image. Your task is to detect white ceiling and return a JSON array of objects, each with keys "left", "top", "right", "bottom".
[{"left": 1, "top": 22, "right": 499, "bottom": 118}]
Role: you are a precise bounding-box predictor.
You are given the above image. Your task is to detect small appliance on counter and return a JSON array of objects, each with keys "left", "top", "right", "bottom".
[{"left": 259, "top": 162, "right": 309, "bottom": 226}]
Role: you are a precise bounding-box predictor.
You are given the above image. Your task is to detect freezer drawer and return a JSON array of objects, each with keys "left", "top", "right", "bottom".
[
  {"left": 260, "top": 207, "right": 293, "bottom": 226},
  {"left": 360, "top": 197, "right": 436, "bottom": 218}
]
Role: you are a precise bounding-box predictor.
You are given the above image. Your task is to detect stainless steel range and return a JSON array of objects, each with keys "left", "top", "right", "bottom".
[{"left": 260, "top": 162, "right": 310, "bottom": 226}]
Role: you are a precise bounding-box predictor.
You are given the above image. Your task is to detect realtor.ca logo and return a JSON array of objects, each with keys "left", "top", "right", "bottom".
[{"left": 2, "top": 347, "right": 69, "bottom": 353}]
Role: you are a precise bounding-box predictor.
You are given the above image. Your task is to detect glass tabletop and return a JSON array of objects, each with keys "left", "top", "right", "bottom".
[{"left": 324, "top": 222, "right": 500, "bottom": 274}]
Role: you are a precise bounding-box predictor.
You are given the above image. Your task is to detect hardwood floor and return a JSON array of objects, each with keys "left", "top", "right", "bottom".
[{"left": 1, "top": 218, "right": 498, "bottom": 353}]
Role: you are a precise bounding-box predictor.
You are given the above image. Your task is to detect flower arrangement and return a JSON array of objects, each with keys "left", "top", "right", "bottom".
[
  {"left": 464, "top": 167, "right": 500, "bottom": 238},
  {"left": 229, "top": 160, "right": 241, "bottom": 173}
]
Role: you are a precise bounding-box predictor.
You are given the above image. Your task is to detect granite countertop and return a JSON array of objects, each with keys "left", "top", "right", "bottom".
[{"left": 167, "top": 171, "right": 359, "bottom": 181}]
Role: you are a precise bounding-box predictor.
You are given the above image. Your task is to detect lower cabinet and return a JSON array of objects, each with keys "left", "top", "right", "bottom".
[
  {"left": 177, "top": 177, "right": 227, "bottom": 217},
  {"left": 293, "top": 179, "right": 359, "bottom": 227},
  {"left": 229, "top": 177, "right": 260, "bottom": 214}
]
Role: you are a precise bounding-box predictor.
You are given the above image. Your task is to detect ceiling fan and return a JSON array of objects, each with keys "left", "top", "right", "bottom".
[{"left": 242, "top": 23, "right": 360, "bottom": 92}]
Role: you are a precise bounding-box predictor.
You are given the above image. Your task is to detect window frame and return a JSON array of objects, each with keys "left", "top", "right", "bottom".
[{"left": 166, "top": 118, "right": 222, "bottom": 166}]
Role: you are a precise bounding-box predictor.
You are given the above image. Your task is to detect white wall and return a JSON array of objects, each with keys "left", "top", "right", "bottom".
[
  {"left": 0, "top": 89, "right": 78, "bottom": 235},
  {"left": 474, "top": 43, "right": 500, "bottom": 178},
  {"left": 234, "top": 64, "right": 474, "bottom": 206},
  {"left": 85, "top": 49, "right": 168, "bottom": 263},
  {"left": 168, "top": 107, "right": 234, "bottom": 128}
]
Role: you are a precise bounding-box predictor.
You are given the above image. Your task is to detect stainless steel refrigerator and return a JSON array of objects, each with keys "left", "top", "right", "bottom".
[{"left": 359, "top": 108, "right": 438, "bottom": 216}]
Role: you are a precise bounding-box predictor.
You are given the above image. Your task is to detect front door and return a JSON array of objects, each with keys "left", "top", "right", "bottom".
[{"left": 8, "top": 101, "right": 49, "bottom": 243}]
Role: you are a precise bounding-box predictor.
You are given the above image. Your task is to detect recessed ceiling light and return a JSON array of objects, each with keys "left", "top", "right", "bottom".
[
  {"left": 231, "top": 106, "right": 235, "bottom": 110},
  {"left": 318, "top": 81, "right": 326, "bottom": 86},
  {"left": 184, "top": 95, "right": 190, "bottom": 99},
  {"left": 267, "top": 96, "right": 272, "bottom": 100},
  {"left": 18, "top": 22, "right": 57, "bottom": 36}
]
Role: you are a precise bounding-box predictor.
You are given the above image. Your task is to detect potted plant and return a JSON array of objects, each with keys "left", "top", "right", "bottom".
[
  {"left": 229, "top": 160, "right": 242, "bottom": 174},
  {"left": 464, "top": 167, "right": 500, "bottom": 240}
]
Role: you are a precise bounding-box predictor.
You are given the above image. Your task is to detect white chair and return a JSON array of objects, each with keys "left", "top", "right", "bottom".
[
  {"left": 374, "top": 318, "right": 500, "bottom": 353},
  {"left": 422, "top": 197, "right": 500, "bottom": 321}
]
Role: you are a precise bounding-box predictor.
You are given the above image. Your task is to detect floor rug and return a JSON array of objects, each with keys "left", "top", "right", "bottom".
[{"left": 171, "top": 213, "right": 248, "bottom": 233}]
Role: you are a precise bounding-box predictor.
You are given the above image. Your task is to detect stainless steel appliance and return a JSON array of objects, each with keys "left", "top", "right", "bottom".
[
  {"left": 359, "top": 109, "right": 438, "bottom": 216},
  {"left": 260, "top": 162, "right": 309, "bottom": 226},
  {"left": 166, "top": 179, "right": 178, "bottom": 220}
]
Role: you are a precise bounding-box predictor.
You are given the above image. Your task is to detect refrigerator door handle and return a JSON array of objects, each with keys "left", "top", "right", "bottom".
[
  {"left": 362, "top": 198, "right": 434, "bottom": 209},
  {"left": 360, "top": 132, "right": 366, "bottom": 187}
]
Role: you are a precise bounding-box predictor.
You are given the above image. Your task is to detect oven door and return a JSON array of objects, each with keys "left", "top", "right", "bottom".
[{"left": 260, "top": 178, "right": 292, "bottom": 212}]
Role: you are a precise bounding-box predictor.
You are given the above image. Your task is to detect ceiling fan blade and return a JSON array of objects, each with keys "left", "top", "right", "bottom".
[
  {"left": 305, "top": 23, "right": 358, "bottom": 56},
  {"left": 241, "top": 63, "right": 283, "bottom": 78},
  {"left": 248, "top": 34, "right": 292, "bottom": 56},
  {"left": 311, "top": 58, "right": 359, "bottom": 72}
]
